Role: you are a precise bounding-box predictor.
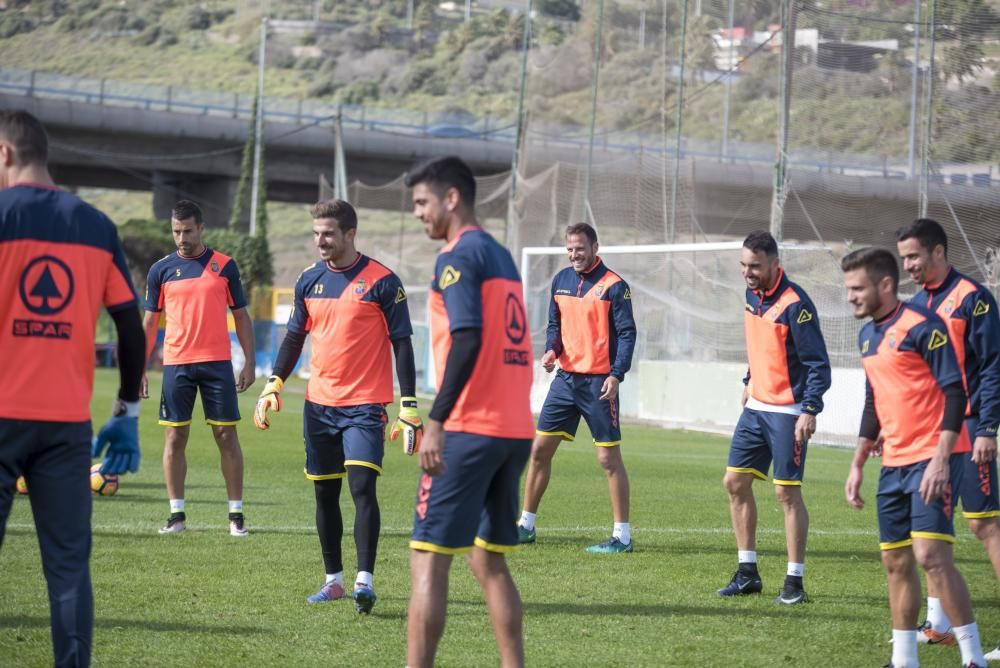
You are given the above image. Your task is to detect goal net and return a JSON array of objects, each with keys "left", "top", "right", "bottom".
[{"left": 522, "top": 241, "right": 863, "bottom": 447}]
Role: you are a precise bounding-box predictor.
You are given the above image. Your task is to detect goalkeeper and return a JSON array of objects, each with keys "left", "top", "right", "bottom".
[{"left": 254, "top": 199, "right": 418, "bottom": 615}]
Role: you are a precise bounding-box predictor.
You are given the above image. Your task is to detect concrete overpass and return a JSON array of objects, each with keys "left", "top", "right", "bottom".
[{"left": 0, "top": 69, "right": 997, "bottom": 246}]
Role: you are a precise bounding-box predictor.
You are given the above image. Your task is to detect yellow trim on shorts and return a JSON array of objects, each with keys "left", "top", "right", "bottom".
[
  {"left": 159, "top": 419, "right": 192, "bottom": 427},
  {"left": 474, "top": 537, "right": 519, "bottom": 553},
  {"left": 963, "top": 510, "right": 1000, "bottom": 519},
  {"left": 536, "top": 430, "right": 574, "bottom": 441},
  {"left": 409, "top": 540, "right": 473, "bottom": 555},
  {"left": 879, "top": 538, "right": 914, "bottom": 551},
  {"left": 773, "top": 479, "right": 802, "bottom": 486},
  {"left": 206, "top": 419, "right": 239, "bottom": 426},
  {"left": 304, "top": 469, "right": 346, "bottom": 481},
  {"left": 726, "top": 466, "right": 768, "bottom": 481},
  {"left": 345, "top": 460, "right": 383, "bottom": 475},
  {"left": 594, "top": 440, "right": 621, "bottom": 448},
  {"left": 911, "top": 531, "right": 955, "bottom": 544}
]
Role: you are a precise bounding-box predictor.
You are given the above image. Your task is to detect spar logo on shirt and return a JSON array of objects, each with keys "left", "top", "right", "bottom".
[
  {"left": 13, "top": 255, "right": 74, "bottom": 340},
  {"left": 503, "top": 293, "right": 529, "bottom": 366}
]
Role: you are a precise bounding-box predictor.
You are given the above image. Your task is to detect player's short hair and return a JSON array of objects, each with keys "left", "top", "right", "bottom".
[
  {"left": 310, "top": 198, "right": 357, "bottom": 231},
  {"left": 171, "top": 200, "right": 203, "bottom": 225},
  {"left": 896, "top": 218, "right": 948, "bottom": 257},
  {"left": 841, "top": 247, "right": 899, "bottom": 291},
  {"left": 0, "top": 109, "right": 48, "bottom": 166},
  {"left": 404, "top": 156, "right": 476, "bottom": 210},
  {"left": 565, "top": 223, "right": 598, "bottom": 245},
  {"left": 743, "top": 230, "right": 778, "bottom": 258}
]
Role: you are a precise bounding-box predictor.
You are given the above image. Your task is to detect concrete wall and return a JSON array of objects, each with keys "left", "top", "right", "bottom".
[{"left": 530, "top": 359, "right": 865, "bottom": 447}]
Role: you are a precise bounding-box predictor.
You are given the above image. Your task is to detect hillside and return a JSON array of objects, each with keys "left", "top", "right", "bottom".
[{"left": 0, "top": 0, "right": 997, "bottom": 163}]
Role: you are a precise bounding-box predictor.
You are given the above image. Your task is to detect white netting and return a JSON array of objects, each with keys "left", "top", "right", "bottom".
[{"left": 523, "top": 242, "right": 861, "bottom": 445}]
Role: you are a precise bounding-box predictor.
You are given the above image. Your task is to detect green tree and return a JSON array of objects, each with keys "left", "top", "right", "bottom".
[
  {"left": 413, "top": 2, "right": 435, "bottom": 50},
  {"left": 537, "top": 0, "right": 581, "bottom": 21},
  {"left": 941, "top": 41, "right": 985, "bottom": 87}
]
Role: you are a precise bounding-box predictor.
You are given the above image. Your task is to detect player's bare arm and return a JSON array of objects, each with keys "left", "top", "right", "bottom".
[
  {"left": 419, "top": 419, "right": 447, "bottom": 476},
  {"left": 845, "top": 437, "right": 879, "bottom": 509},
  {"left": 140, "top": 309, "right": 160, "bottom": 399},
  {"left": 919, "top": 429, "right": 959, "bottom": 504},
  {"left": 232, "top": 307, "right": 256, "bottom": 392}
]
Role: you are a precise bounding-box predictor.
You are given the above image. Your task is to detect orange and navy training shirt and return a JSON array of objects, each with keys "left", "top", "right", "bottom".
[
  {"left": 144, "top": 247, "right": 247, "bottom": 366},
  {"left": 429, "top": 226, "right": 534, "bottom": 438},
  {"left": 911, "top": 267, "right": 1000, "bottom": 439},
  {"left": 0, "top": 183, "right": 137, "bottom": 422},
  {"left": 545, "top": 257, "right": 636, "bottom": 380},
  {"left": 860, "top": 302, "right": 972, "bottom": 467},
  {"left": 288, "top": 254, "right": 412, "bottom": 408},
  {"left": 743, "top": 267, "right": 831, "bottom": 414}
]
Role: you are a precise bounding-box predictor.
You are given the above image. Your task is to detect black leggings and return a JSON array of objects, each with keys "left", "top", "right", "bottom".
[{"left": 313, "top": 466, "right": 380, "bottom": 575}]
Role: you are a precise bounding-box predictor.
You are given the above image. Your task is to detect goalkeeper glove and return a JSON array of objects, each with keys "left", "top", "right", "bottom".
[
  {"left": 92, "top": 399, "right": 141, "bottom": 475},
  {"left": 390, "top": 396, "right": 423, "bottom": 455},
  {"left": 254, "top": 375, "right": 283, "bottom": 430}
]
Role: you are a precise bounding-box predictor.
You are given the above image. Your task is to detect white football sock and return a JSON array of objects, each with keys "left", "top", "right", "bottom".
[
  {"left": 926, "top": 597, "right": 951, "bottom": 632},
  {"left": 613, "top": 522, "right": 631, "bottom": 545},
  {"left": 891, "top": 629, "right": 918, "bottom": 668},
  {"left": 519, "top": 511, "right": 536, "bottom": 531},
  {"left": 787, "top": 562, "right": 804, "bottom": 577},
  {"left": 229, "top": 500, "right": 243, "bottom": 514},
  {"left": 738, "top": 550, "right": 757, "bottom": 565},
  {"left": 356, "top": 571, "right": 373, "bottom": 588},
  {"left": 954, "top": 621, "right": 986, "bottom": 667},
  {"left": 325, "top": 572, "right": 343, "bottom": 586},
  {"left": 169, "top": 499, "right": 184, "bottom": 513}
]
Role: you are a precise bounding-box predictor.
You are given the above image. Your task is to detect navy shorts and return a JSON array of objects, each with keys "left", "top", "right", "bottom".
[
  {"left": 727, "top": 408, "right": 805, "bottom": 485},
  {"left": 877, "top": 455, "right": 962, "bottom": 550},
  {"left": 303, "top": 400, "right": 387, "bottom": 479},
  {"left": 0, "top": 419, "right": 94, "bottom": 666},
  {"left": 410, "top": 432, "right": 531, "bottom": 554},
  {"left": 537, "top": 370, "right": 621, "bottom": 446},
  {"left": 955, "top": 416, "right": 1000, "bottom": 520},
  {"left": 159, "top": 361, "right": 240, "bottom": 427}
]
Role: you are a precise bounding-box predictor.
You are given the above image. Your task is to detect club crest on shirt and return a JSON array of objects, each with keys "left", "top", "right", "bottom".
[
  {"left": 944, "top": 297, "right": 956, "bottom": 315},
  {"left": 355, "top": 279, "right": 367, "bottom": 295},
  {"left": 594, "top": 283, "right": 605, "bottom": 297},
  {"left": 888, "top": 329, "right": 897, "bottom": 349},
  {"left": 211, "top": 261, "right": 219, "bottom": 272}
]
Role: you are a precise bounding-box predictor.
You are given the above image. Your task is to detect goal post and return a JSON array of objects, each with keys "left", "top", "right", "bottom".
[{"left": 520, "top": 241, "right": 863, "bottom": 447}]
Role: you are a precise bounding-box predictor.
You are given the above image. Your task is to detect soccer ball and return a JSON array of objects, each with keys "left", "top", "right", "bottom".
[
  {"left": 15, "top": 476, "right": 28, "bottom": 495},
  {"left": 90, "top": 464, "right": 119, "bottom": 497}
]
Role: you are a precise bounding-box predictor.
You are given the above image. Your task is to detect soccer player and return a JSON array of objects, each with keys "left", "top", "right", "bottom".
[
  {"left": 253, "top": 198, "right": 418, "bottom": 614},
  {"left": 896, "top": 219, "right": 1000, "bottom": 655},
  {"left": 405, "top": 156, "right": 533, "bottom": 668},
  {"left": 516, "top": 222, "right": 637, "bottom": 553},
  {"left": 719, "top": 230, "right": 831, "bottom": 605},
  {"left": 142, "top": 200, "right": 256, "bottom": 536},
  {"left": 843, "top": 246, "right": 987, "bottom": 668},
  {"left": 0, "top": 110, "right": 145, "bottom": 667}
]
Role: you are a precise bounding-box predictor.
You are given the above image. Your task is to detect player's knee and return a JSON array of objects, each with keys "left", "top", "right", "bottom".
[
  {"left": 348, "top": 467, "right": 378, "bottom": 500},
  {"left": 774, "top": 484, "right": 802, "bottom": 508},
  {"left": 914, "top": 543, "right": 951, "bottom": 574},
  {"left": 968, "top": 517, "right": 1000, "bottom": 542},
  {"left": 212, "top": 426, "right": 239, "bottom": 448},
  {"left": 529, "top": 441, "right": 558, "bottom": 465},
  {"left": 313, "top": 477, "right": 342, "bottom": 503},
  {"left": 596, "top": 446, "right": 623, "bottom": 471},
  {"left": 723, "top": 472, "right": 751, "bottom": 497},
  {"left": 881, "top": 548, "right": 913, "bottom": 575}
]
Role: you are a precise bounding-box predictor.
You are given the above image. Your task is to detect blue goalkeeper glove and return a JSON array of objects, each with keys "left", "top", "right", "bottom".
[
  {"left": 91, "top": 399, "right": 141, "bottom": 475},
  {"left": 390, "top": 396, "right": 423, "bottom": 455},
  {"left": 254, "top": 376, "right": 283, "bottom": 430}
]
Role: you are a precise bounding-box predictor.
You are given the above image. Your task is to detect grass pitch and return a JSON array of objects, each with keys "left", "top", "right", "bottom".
[{"left": 1, "top": 370, "right": 997, "bottom": 666}]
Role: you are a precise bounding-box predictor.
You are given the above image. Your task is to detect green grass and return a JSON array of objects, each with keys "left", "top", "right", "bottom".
[{"left": 1, "top": 370, "right": 998, "bottom": 666}]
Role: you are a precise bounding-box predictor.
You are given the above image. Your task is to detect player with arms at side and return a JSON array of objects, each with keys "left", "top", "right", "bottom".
[
  {"left": 895, "top": 219, "right": 1000, "bottom": 656},
  {"left": 405, "top": 156, "right": 534, "bottom": 668},
  {"left": 0, "top": 110, "right": 145, "bottom": 667},
  {"left": 719, "top": 231, "right": 831, "bottom": 605},
  {"left": 516, "top": 222, "right": 637, "bottom": 553},
  {"left": 843, "top": 247, "right": 986, "bottom": 668},
  {"left": 143, "top": 200, "right": 256, "bottom": 537},
  {"left": 254, "top": 199, "right": 419, "bottom": 614}
]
